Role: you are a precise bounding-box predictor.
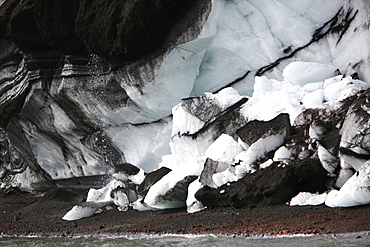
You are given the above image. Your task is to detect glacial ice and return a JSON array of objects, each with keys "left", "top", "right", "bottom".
[
  {"left": 5, "top": 0, "right": 367, "bottom": 216},
  {"left": 12, "top": 0, "right": 369, "bottom": 186},
  {"left": 282, "top": 62, "right": 337, "bottom": 86},
  {"left": 74, "top": 58, "right": 370, "bottom": 213},
  {"left": 108, "top": 119, "right": 173, "bottom": 172},
  {"left": 186, "top": 179, "right": 206, "bottom": 213},
  {"left": 325, "top": 161, "right": 370, "bottom": 207},
  {"left": 62, "top": 204, "right": 101, "bottom": 221},
  {"left": 290, "top": 192, "right": 328, "bottom": 206},
  {"left": 204, "top": 134, "right": 244, "bottom": 172}
]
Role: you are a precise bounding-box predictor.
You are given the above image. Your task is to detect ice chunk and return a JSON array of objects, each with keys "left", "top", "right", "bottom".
[
  {"left": 253, "top": 76, "right": 273, "bottom": 97},
  {"left": 235, "top": 128, "right": 287, "bottom": 176},
  {"left": 212, "top": 125, "right": 287, "bottom": 187},
  {"left": 62, "top": 205, "right": 98, "bottom": 221},
  {"left": 204, "top": 134, "right": 244, "bottom": 172},
  {"left": 308, "top": 120, "right": 328, "bottom": 140},
  {"left": 334, "top": 168, "right": 354, "bottom": 189},
  {"left": 241, "top": 77, "right": 305, "bottom": 124},
  {"left": 111, "top": 190, "right": 129, "bottom": 207},
  {"left": 131, "top": 199, "right": 155, "bottom": 211},
  {"left": 339, "top": 154, "right": 368, "bottom": 171},
  {"left": 325, "top": 161, "right": 370, "bottom": 207},
  {"left": 260, "top": 159, "right": 274, "bottom": 169},
  {"left": 186, "top": 179, "right": 206, "bottom": 213},
  {"left": 302, "top": 89, "right": 324, "bottom": 109},
  {"left": 273, "top": 146, "right": 292, "bottom": 162},
  {"left": 144, "top": 157, "right": 205, "bottom": 209},
  {"left": 317, "top": 143, "right": 339, "bottom": 174},
  {"left": 87, "top": 179, "right": 125, "bottom": 203},
  {"left": 283, "top": 62, "right": 337, "bottom": 86},
  {"left": 289, "top": 192, "right": 328, "bottom": 206},
  {"left": 62, "top": 202, "right": 111, "bottom": 221},
  {"left": 212, "top": 168, "right": 240, "bottom": 188},
  {"left": 204, "top": 87, "right": 244, "bottom": 109},
  {"left": 323, "top": 76, "right": 369, "bottom": 102}
]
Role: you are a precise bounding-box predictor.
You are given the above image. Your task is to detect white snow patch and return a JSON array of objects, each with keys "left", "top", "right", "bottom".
[
  {"left": 335, "top": 168, "right": 355, "bottom": 189},
  {"left": 205, "top": 134, "right": 244, "bottom": 172},
  {"left": 325, "top": 161, "right": 370, "bottom": 207},
  {"left": 283, "top": 62, "right": 337, "bottom": 86},
  {"left": 273, "top": 146, "right": 292, "bottom": 162},
  {"left": 290, "top": 192, "right": 328, "bottom": 206},
  {"left": 186, "top": 179, "right": 206, "bottom": 213},
  {"left": 317, "top": 144, "right": 338, "bottom": 174},
  {"left": 62, "top": 205, "right": 99, "bottom": 221}
]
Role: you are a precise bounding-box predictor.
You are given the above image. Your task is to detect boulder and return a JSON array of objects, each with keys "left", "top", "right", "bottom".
[
  {"left": 170, "top": 91, "right": 248, "bottom": 159},
  {"left": 156, "top": 175, "right": 198, "bottom": 208},
  {"left": 236, "top": 113, "right": 290, "bottom": 146},
  {"left": 339, "top": 89, "right": 370, "bottom": 170},
  {"left": 199, "top": 158, "right": 218, "bottom": 188},
  {"left": 196, "top": 163, "right": 299, "bottom": 208},
  {"left": 138, "top": 167, "right": 171, "bottom": 197}
]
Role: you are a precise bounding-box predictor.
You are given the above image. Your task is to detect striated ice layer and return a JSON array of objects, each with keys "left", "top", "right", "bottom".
[{"left": 191, "top": 0, "right": 347, "bottom": 96}]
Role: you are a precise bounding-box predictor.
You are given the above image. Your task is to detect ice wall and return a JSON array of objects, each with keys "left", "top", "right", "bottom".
[{"left": 1, "top": 0, "right": 370, "bottom": 190}]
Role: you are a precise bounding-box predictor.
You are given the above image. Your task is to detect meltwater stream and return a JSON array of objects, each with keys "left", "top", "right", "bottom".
[{"left": 1, "top": 233, "right": 370, "bottom": 247}]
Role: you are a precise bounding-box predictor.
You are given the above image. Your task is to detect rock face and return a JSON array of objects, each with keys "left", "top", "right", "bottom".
[
  {"left": 236, "top": 113, "right": 291, "bottom": 146},
  {"left": 0, "top": 0, "right": 212, "bottom": 189},
  {"left": 76, "top": 0, "right": 203, "bottom": 64}
]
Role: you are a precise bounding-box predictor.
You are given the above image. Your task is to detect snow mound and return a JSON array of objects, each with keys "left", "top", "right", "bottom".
[
  {"left": 289, "top": 192, "right": 328, "bottom": 206},
  {"left": 283, "top": 62, "right": 338, "bottom": 86},
  {"left": 325, "top": 161, "right": 370, "bottom": 207}
]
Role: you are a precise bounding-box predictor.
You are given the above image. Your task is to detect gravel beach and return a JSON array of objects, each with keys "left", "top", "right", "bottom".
[{"left": 1, "top": 188, "right": 369, "bottom": 238}]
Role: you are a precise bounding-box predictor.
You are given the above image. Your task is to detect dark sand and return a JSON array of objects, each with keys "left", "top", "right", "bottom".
[{"left": 0, "top": 189, "right": 369, "bottom": 238}]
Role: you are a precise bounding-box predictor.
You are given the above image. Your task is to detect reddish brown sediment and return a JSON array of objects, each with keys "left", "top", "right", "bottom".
[{"left": 0, "top": 189, "right": 369, "bottom": 238}]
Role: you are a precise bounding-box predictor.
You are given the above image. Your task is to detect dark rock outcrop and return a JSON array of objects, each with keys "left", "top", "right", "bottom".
[
  {"left": 76, "top": 0, "right": 205, "bottom": 64},
  {"left": 199, "top": 158, "right": 218, "bottom": 188},
  {"left": 3, "top": 0, "right": 211, "bottom": 64},
  {"left": 236, "top": 113, "right": 291, "bottom": 146},
  {"left": 32, "top": 0, "right": 87, "bottom": 55},
  {"left": 9, "top": 0, "right": 52, "bottom": 52},
  {"left": 0, "top": 0, "right": 212, "bottom": 189},
  {"left": 156, "top": 175, "right": 197, "bottom": 207},
  {"left": 196, "top": 163, "right": 299, "bottom": 208},
  {"left": 138, "top": 167, "right": 171, "bottom": 197}
]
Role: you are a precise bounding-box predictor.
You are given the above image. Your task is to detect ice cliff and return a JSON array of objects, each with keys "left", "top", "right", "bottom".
[{"left": 1, "top": 0, "right": 370, "bottom": 215}]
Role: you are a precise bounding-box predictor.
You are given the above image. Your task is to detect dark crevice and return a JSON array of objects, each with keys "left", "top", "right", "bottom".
[
  {"left": 339, "top": 147, "right": 370, "bottom": 160},
  {"left": 214, "top": 70, "right": 250, "bottom": 94},
  {"left": 131, "top": 115, "right": 172, "bottom": 127}
]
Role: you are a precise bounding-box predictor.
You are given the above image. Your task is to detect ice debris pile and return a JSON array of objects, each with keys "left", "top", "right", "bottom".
[{"left": 63, "top": 61, "right": 370, "bottom": 220}]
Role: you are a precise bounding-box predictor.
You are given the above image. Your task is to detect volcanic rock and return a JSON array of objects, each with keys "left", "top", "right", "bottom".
[
  {"left": 196, "top": 163, "right": 299, "bottom": 208},
  {"left": 138, "top": 167, "right": 171, "bottom": 197},
  {"left": 236, "top": 113, "right": 291, "bottom": 146}
]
